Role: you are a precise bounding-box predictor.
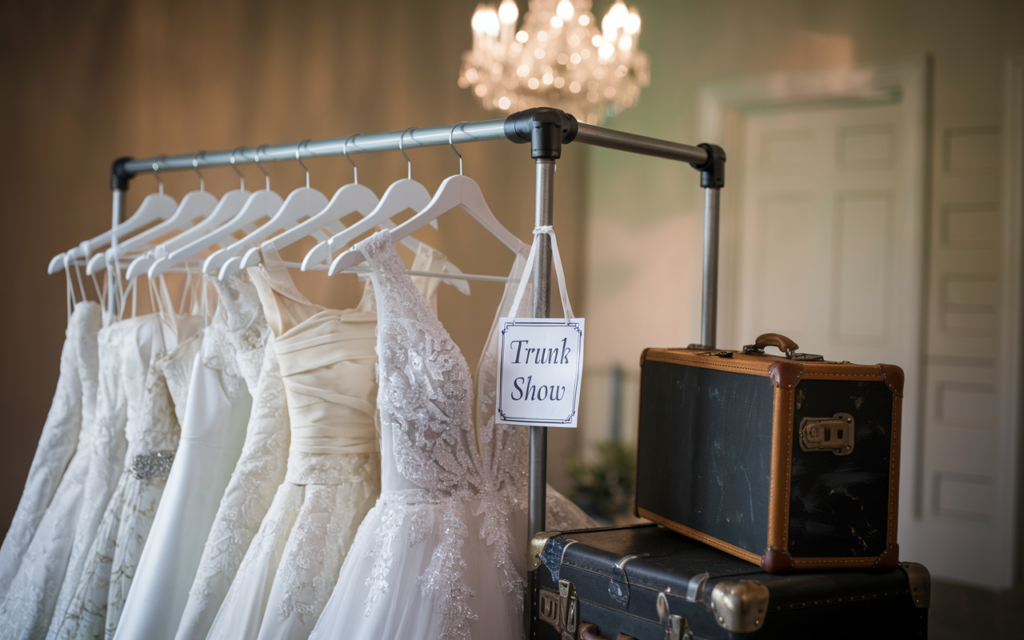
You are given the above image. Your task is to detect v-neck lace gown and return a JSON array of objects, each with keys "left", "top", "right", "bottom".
[{"left": 310, "top": 230, "right": 540, "bottom": 640}]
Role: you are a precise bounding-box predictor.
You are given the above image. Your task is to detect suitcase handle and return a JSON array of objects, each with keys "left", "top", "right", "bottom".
[
  {"left": 579, "top": 623, "right": 639, "bottom": 640},
  {"left": 743, "top": 332, "right": 799, "bottom": 358}
]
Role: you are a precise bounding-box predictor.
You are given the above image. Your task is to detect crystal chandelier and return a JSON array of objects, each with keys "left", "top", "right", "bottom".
[{"left": 459, "top": 0, "right": 649, "bottom": 124}]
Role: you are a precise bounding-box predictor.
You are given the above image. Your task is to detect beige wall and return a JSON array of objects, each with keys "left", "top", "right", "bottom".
[{"left": 0, "top": 0, "right": 588, "bottom": 535}]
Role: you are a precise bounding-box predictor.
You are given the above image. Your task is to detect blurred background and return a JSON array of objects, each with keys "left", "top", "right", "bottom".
[{"left": 1, "top": 1, "right": 1022, "bottom": 636}]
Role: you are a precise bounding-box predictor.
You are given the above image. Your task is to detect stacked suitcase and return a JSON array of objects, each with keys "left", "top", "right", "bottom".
[
  {"left": 527, "top": 152, "right": 930, "bottom": 639},
  {"left": 528, "top": 524, "right": 928, "bottom": 639}
]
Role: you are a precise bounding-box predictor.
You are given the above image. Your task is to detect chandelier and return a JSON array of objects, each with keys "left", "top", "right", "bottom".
[{"left": 459, "top": 0, "right": 649, "bottom": 124}]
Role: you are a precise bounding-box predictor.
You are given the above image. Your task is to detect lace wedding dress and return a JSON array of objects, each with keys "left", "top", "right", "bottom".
[
  {"left": 50, "top": 316, "right": 202, "bottom": 640},
  {"left": 3, "top": 311, "right": 174, "bottom": 640},
  {"left": 0, "top": 302, "right": 100, "bottom": 595},
  {"left": 205, "top": 244, "right": 449, "bottom": 640},
  {"left": 0, "top": 302, "right": 101, "bottom": 631},
  {"left": 114, "top": 277, "right": 259, "bottom": 640},
  {"left": 310, "top": 230, "right": 584, "bottom": 640}
]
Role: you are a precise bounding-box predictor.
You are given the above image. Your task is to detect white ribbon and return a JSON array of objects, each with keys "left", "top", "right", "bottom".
[{"left": 508, "top": 225, "right": 574, "bottom": 323}]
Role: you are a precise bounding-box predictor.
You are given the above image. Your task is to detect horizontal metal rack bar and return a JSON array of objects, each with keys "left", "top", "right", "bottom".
[{"left": 120, "top": 113, "right": 709, "bottom": 175}]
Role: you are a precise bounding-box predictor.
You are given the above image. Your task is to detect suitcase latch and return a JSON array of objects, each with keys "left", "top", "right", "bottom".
[
  {"left": 799, "top": 413, "right": 855, "bottom": 455},
  {"left": 538, "top": 579, "right": 580, "bottom": 639}
]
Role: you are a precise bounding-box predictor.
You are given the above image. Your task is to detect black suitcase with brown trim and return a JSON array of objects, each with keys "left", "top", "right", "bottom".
[
  {"left": 635, "top": 333, "right": 903, "bottom": 574},
  {"left": 528, "top": 524, "right": 928, "bottom": 640}
]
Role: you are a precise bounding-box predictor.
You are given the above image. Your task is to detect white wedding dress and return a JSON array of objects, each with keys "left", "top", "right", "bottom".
[
  {"left": 174, "top": 304, "right": 286, "bottom": 640},
  {"left": 45, "top": 313, "right": 179, "bottom": 640},
  {"left": 114, "top": 277, "right": 258, "bottom": 640},
  {"left": 205, "top": 245, "right": 449, "bottom": 640},
  {"left": 310, "top": 230, "right": 585, "bottom": 640},
  {"left": 0, "top": 302, "right": 101, "bottom": 632},
  {"left": 50, "top": 314, "right": 202, "bottom": 640}
]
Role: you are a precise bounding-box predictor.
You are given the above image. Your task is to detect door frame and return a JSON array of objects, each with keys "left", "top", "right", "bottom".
[
  {"left": 1003, "top": 51, "right": 1024, "bottom": 585},
  {"left": 697, "top": 55, "right": 932, "bottom": 570}
]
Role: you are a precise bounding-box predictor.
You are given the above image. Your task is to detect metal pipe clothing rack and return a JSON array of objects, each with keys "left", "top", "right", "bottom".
[{"left": 106, "top": 105, "right": 725, "bottom": 595}]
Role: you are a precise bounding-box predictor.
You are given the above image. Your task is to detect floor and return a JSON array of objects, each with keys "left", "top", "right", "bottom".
[{"left": 930, "top": 580, "right": 1024, "bottom": 640}]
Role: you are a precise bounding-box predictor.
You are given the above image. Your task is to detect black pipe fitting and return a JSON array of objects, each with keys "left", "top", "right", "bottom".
[
  {"left": 111, "top": 156, "right": 135, "bottom": 191},
  {"left": 503, "top": 108, "right": 579, "bottom": 159},
  {"left": 690, "top": 143, "right": 726, "bottom": 189}
]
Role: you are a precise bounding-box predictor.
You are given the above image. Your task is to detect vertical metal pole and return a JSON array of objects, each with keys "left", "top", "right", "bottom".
[
  {"left": 109, "top": 188, "right": 126, "bottom": 318},
  {"left": 701, "top": 187, "right": 721, "bottom": 349},
  {"left": 529, "top": 158, "right": 555, "bottom": 540}
]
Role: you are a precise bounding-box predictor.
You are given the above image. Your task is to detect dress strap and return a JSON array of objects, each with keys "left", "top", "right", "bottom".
[{"left": 248, "top": 244, "right": 324, "bottom": 336}]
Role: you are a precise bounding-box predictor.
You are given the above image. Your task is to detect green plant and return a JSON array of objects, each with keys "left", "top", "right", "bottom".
[{"left": 567, "top": 440, "right": 636, "bottom": 523}]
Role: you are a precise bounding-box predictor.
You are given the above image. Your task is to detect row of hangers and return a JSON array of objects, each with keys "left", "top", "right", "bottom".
[{"left": 49, "top": 125, "right": 528, "bottom": 298}]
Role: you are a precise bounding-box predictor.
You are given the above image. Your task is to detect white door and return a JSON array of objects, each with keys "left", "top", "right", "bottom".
[{"left": 714, "top": 58, "right": 1022, "bottom": 588}]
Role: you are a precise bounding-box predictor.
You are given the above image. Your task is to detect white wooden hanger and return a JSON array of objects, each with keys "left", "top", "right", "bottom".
[
  {"left": 233, "top": 140, "right": 366, "bottom": 273},
  {"left": 124, "top": 157, "right": 220, "bottom": 279},
  {"left": 220, "top": 142, "right": 329, "bottom": 279},
  {"left": 63, "top": 165, "right": 177, "bottom": 275},
  {"left": 330, "top": 124, "right": 525, "bottom": 276},
  {"left": 201, "top": 147, "right": 284, "bottom": 275},
  {"left": 89, "top": 159, "right": 219, "bottom": 275},
  {"left": 256, "top": 136, "right": 373, "bottom": 270},
  {"left": 146, "top": 157, "right": 251, "bottom": 276},
  {"left": 302, "top": 128, "right": 438, "bottom": 271},
  {"left": 149, "top": 149, "right": 262, "bottom": 278}
]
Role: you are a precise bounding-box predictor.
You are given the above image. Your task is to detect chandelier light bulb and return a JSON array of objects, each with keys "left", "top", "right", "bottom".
[
  {"left": 483, "top": 8, "right": 500, "bottom": 36},
  {"left": 471, "top": 7, "right": 487, "bottom": 34},
  {"left": 578, "top": 14, "right": 590, "bottom": 26},
  {"left": 498, "top": 0, "right": 519, "bottom": 25},
  {"left": 624, "top": 9, "right": 641, "bottom": 35},
  {"left": 550, "top": 16, "right": 563, "bottom": 28},
  {"left": 609, "top": 1, "right": 629, "bottom": 24},
  {"left": 556, "top": 0, "right": 575, "bottom": 21}
]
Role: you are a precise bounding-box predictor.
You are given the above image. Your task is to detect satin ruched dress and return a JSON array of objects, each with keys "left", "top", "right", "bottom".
[{"left": 205, "top": 245, "right": 446, "bottom": 640}]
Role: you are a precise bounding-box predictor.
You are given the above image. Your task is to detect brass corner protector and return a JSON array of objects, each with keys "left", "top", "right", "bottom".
[
  {"left": 710, "top": 580, "right": 770, "bottom": 633},
  {"left": 900, "top": 562, "right": 931, "bottom": 609},
  {"left": 528, "top": 530, "right": 559, "bottom": 572}
]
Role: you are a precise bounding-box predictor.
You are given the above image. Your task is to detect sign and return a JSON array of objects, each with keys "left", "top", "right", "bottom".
[{"left": 496, "top": 317, "right": 585, "bottom": 428}]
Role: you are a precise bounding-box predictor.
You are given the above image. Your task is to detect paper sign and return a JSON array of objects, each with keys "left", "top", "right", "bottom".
[{"left": 496, "top": 317, "right": 585, "bottom": 428}]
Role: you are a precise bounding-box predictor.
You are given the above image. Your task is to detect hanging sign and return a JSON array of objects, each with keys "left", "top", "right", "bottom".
[{"left": 496, "top": 226, "right": 585, "bottom": 428}]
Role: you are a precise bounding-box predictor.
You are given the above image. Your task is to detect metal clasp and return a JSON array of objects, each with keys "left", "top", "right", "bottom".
[
  {"left": 538, "top": 579, "right": 580, "bottom": 639},
  {"left": 799, "top": 413, "right": 855, "bottom": 455},
  {"left": 559, "top": 579, "right": 579, "bottom": 640},
  {"left": 657, "top": 592, "right": 694, "bottom": 640}
]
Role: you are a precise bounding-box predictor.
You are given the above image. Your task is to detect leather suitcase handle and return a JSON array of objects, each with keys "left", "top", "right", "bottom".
[
  {"left": 579, "top": 622, "right": 638, "bottom": 640},
  {"left": 745, "top": 332, "right": 799, "bottom": 357}
]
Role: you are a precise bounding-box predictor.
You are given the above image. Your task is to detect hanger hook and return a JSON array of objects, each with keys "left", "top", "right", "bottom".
[
  {"left": 295, "top": 140, "right": 311, "bottom": 189},
  {"left": 449, "top": 121, "right": 467, "bottom": 176},
  {"left": 229, "top": 147, "right": 246, "bottom": 191},
  {"left": 342, "top": 135, "right": 359, "bottom": 184},
  {"left": 152, "top": 156, "right": 165, "bottom": 195},
  {"left": 398, "top": 127, "right": 416, "bottom": 180},
  {"left": 192, "top": 151, "right": 206, "bottom": 192},
  {"left": 254, "top": 145, "right": 270, "bottom": 191}
]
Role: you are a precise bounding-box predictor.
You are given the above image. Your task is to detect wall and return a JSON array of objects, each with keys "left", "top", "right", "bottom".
[{"left": 0, "top": 0, "right": 588, "bottom": 536}]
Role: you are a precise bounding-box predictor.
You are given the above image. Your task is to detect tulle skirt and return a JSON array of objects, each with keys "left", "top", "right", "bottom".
[
  {"left": 310, "top": 491, "right": 525, "bottom": 640},
  {"left": 206, "top": 453, "right": 379, "bottom": 640}
]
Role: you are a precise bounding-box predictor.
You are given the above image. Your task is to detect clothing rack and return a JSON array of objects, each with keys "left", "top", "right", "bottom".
[{"left": 105, "top": 106, "right": 725, "bottom": 578}]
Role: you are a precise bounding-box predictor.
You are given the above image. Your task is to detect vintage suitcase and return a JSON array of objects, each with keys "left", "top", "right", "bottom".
[
  {"left": 635, "top": 333, "right": 903, "bottom": 574},
  {"left": 528, "top": 524, "right": 929, "bottom": 640}
]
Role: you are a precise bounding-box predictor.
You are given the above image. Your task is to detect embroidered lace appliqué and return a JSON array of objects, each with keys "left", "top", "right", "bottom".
[{"left": 354, "top": 231, "right": 528, "bottom": 638}]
